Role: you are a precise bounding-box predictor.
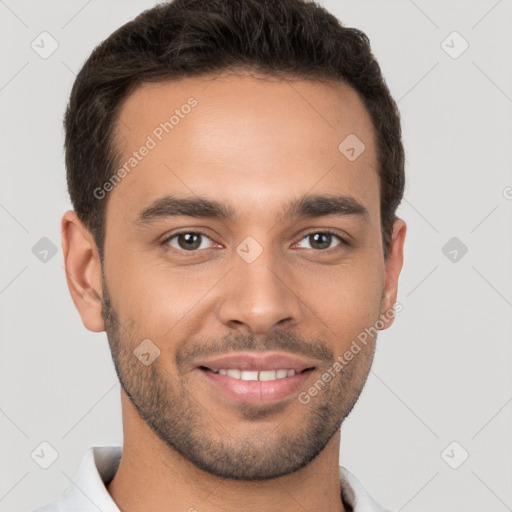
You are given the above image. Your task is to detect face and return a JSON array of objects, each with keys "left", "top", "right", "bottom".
[{"left": 72, "top": 72, "right": 405, "bottom": 481}]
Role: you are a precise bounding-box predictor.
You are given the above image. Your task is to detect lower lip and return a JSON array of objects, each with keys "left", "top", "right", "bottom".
[{"left": 199, "top": 368, "right": 315, "bottom": 405}]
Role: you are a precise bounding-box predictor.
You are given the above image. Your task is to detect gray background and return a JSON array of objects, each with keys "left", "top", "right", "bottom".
[{"left": 1, "top": 0, "right": 511, "bottom": 510}]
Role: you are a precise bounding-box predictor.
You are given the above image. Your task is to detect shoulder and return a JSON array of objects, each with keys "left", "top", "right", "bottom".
[
  {"left": 339, "top": 466, "right": 393, "bottom": 512},
  {"left": 31, "top": 504, "right": 59, "bottom": 512}
]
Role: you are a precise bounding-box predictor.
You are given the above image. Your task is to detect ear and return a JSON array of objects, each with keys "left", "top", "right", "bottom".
[
  {"left": 379, "top": 218, "right": 406, "bottom": 329},
  {"left": 61, "top": 210, "right": 105, "bottom": 332}
]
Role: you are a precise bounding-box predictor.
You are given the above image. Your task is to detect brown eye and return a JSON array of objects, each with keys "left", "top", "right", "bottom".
[
  {"left": 296, "top": 231, "right": 348, "bottom": 251},
  {"left": 309, "top": 233, "right": 332, "bottom": 250},
  {"left": 164, "top": 232, "right": 214, "bottom": 251}
]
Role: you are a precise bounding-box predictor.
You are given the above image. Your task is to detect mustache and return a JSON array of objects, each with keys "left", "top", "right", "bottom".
[{"left": 176, "top": 331, "right": 334, "bottom": 371}]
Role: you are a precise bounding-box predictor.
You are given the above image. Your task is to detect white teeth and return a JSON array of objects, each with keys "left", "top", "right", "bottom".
[
  {"left": 240, "top": 370, "right": 259, "bottom": 381},
  {"left": 259, "top": 370, "right": 276, "bottom": 381},
  {"left": 211, "top": 368, "right": 297, "bottom": 381}
]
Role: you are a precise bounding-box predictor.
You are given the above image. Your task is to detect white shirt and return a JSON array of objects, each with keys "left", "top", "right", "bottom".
[{"left": 34, "top": 446, "right": 391, "bottom": 512}]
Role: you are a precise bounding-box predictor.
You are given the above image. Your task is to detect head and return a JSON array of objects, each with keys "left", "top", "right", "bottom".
[{"left": 62, "top": 0, "right": 406, "bottom": 481}]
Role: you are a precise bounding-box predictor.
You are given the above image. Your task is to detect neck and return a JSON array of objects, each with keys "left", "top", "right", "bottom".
[{"left": 107, "top": 391, "right": 346, "bottom": 512}]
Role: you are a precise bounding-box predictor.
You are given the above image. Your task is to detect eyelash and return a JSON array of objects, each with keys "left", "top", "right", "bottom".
[{"left": 161, "top": 229, "right": 351, "bottom": 256}]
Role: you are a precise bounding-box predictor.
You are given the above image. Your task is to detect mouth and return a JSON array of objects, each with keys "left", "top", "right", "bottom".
[
  {"left": 199, "top": 366, "right": 313, "bottom": 381},
  {"left": 195, "top": 352, "right": 317, "bottom": 405}
]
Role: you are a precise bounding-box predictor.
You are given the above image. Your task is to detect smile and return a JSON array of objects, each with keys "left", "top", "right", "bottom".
[
  {"left": 205, "top": 368, "right": 298, "bottom": 381},
  {"left": 199, "top": 366, "right": 315, "bottom": 405}
]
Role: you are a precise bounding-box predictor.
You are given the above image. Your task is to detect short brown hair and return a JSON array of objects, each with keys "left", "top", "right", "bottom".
[{"left": 64, "top": 0, "right": 405, "bottom": 261}]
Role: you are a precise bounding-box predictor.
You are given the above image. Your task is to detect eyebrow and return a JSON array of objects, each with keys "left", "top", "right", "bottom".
[{"left": 135, "top": 193, "right": 369, "bottom": 225}]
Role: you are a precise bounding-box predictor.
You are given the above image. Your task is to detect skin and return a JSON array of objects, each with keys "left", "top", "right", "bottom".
[{"left": 62, "top": 72, "right": 406, "bottom": 512}]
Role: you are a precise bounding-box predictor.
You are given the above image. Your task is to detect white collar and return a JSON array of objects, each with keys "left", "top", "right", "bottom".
[{"left": 34, "top": 446, "right": 391, "bottom": 512}]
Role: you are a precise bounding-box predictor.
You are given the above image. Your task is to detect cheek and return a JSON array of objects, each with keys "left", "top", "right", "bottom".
[
  {"left": 110, "top": 260, "right": 219, "bottom": 336},
  {"left": 316, "top": 260, "right": 384, "bottom": 336}
]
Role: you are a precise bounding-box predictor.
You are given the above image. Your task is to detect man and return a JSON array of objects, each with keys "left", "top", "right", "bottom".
[{"left": 35, "top": 0, "right": 406, "bottom": 510}]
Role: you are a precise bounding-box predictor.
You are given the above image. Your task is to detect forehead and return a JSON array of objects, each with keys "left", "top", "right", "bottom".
[{"left": 108, "top": 72, "right": 379, "bottom": 225}]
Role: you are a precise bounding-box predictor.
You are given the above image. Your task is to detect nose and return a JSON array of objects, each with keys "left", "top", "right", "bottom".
[{"left": 217, "top": 244, "right": 304, "bottom": 335}]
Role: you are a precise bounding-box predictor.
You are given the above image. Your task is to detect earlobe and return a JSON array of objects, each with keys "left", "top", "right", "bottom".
[
  {"left": 61, "top": 210, "right": 105, "bottom": 332},
  {"left": 379, "top": 218, "right": 407, "bottom": 330}
]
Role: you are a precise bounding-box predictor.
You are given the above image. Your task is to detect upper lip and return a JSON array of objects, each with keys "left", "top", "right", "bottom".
[{"left": 196, "top": 352, "right": 318, "bottom": 372}]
